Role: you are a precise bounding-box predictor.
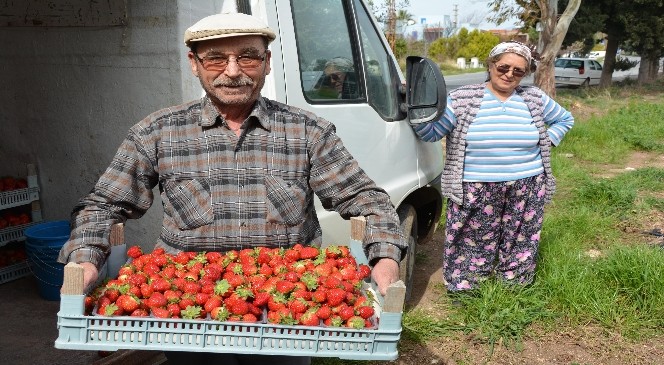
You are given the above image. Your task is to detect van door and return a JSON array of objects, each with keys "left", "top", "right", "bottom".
[{"left": 266, "top": 0, "right": 443, "bottom": 244}]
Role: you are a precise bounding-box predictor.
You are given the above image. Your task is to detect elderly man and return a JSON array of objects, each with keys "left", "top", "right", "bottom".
[{"left": 58, "top": 12, "right": 405, "bottom": 365}]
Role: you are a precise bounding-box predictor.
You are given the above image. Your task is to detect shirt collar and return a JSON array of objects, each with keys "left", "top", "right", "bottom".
[{"left": 199, "top": 96, "right": 271, "bottom": 132}]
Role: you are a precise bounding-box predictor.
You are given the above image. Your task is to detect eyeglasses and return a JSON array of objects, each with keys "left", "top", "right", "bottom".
[
  {"left": 494, "top": 63, "right": 527, "bottom": 78},
  {"left": 194, "top": 51, "right": 267, "bottom": 72},
  {"left": 326, "top": 73, "right": 345, "bottom": 82}
]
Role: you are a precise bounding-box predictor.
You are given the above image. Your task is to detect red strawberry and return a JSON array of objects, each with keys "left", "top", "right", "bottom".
[
  {"left": 315, "top": 305, "right": 332, "bottom": 320},
  {"left": 182, "top": 281, "right": 201, "bottom": 294},
  {"left": 130, "top": 308, "right": 149, "bottom": 317},
  {"left": 167, "top": 303, "right": 181, "bottom": 318},
  {"left": 116, "top": 294, "right": 140, "bottom": 313},
  {"left": 178, "top": 293, "right": 196, "bottom": 310},
  {"left": 204, "top": 296, "right": 223, "bottom": 313},
  {"left": 97, "top": 303, "right": 119, "bottom": 317},
  {"left": 140, "top": 283, "right": 154, "bottom": 298},
  {"left": 299, "top": 309, "right": 320, "bottom": 326},
  {"left": 357, "top": 305, "right": 375, "bottom": 319},
  {"left": 242, "top": 313, "right": 259, "bottom": 322},
  {"left": 323, "top": 315, "right": 344, "bottom": 327},
  {"left": 346, "top": 315, "right": 366, "bottom": 329},
  {"left": 299, "top": 247, "right": 319, "bottom": 260},
  {"left": 150, "top": 278, "right": 171, "bottom": 293},
  {"left": 357, "top": 264, "right": 371, "bottom": 280},
  {"left": 326, "top": 288, "right": 346, "bottom": 307},
  {"left": 146, "top": 292, "right": 167, "bottom": 308},
  {"left": 253, "top": 292, "right": 271, "bottom": 307},
  {"left": 275, "top": 280, "right": 295, "bottom": 294},
  {"left": 127, "top": 245, "right": 143, "bottom": 259},
  {"left": 210, "top": 306, "right": 230, "bottom": 321},
  {"left": 151, "top": 307, "right": 171, "bottom": 318},
  {"left": 195, "top": 292, "right": 211, "bottom": 306},
  {"left": 288, "top": 298, "right": 309, "bottom": 314},
  {"left": 229, "top": 300, "right": 250, "bottom": 316},
  {"left": 339, "top": 305, "right": 355, "bottom": 321}
]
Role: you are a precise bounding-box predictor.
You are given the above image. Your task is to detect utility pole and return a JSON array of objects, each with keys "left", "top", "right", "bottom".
[{"left": 387, "top": 0, "right": 396, "bottom": 52}]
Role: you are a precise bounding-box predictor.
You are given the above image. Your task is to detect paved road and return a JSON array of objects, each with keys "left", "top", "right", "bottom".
[{"left": 442, "top": 59, "right": 640, "bottom": 90}]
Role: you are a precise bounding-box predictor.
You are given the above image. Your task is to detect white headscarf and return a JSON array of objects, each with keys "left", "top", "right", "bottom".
[{"left": 488, "top": 42, "right": 532, "bottom": 66}]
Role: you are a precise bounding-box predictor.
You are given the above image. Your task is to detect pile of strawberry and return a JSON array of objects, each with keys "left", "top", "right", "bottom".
[{"left": 87, "top": 244, "right": 377, "bottom": 329}]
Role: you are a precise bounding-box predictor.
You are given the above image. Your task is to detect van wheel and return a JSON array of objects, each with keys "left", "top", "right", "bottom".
[{"left": 397, "top": 204, "right": 417, "bottom": 302}]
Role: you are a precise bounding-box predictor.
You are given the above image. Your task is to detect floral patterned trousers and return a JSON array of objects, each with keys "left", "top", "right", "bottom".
[{"left": 443, "top": 174, "right": 546, "bottom": 292}]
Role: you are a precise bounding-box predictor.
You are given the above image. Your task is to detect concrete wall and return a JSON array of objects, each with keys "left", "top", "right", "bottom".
[{"left": 0, "top": 0, "right": 222, "bottom": 247}]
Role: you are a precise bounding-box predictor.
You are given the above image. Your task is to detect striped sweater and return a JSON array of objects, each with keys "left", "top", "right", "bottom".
[{"left": 413, "top": 82, "right": 574, "bottom": 205}]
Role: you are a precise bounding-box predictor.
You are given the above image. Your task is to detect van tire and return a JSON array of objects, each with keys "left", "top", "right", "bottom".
[{"left": 397, "top": 204, "right": 417, "bottom": 302}]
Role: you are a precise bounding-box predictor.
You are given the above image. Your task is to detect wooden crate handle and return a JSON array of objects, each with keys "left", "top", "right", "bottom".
[
  {"left": 62, "top": 262, "right": 85, "bottom": 295},
  {"left": 383, "top": 280, "right": 406, "bottom": 313},
  {"left": 110, "top": 223, "right": 124, "bottom": 247},
  {"left": 350, "top": 216, "right": 366, "bottom": 241}
]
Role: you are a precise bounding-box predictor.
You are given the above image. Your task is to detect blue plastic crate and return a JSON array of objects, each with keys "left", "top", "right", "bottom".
[
  {"left": 55, "top": 294, "right": 402, "bottom": 360},
  {"left": 0, "top": 260, "right": 31, "bottom": 284}
]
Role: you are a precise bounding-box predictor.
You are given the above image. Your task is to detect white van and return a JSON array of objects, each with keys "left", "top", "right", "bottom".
[{"left": 224, "top": 0, "right": 446, "bottom": 293}]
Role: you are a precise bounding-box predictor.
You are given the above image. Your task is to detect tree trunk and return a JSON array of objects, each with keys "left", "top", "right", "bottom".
[
  {"left": 599, "top": 34, "right": 621, "bottom": 88},
  {"left": 534, "top": 0, "right": 582, "bottom": 97},
  {"left": 638, "top": 54, "right": 661, "bottom": 84}
]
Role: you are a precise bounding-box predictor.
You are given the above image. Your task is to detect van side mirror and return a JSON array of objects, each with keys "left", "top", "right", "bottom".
[{"left": 404, "top": 57, "right": 446, "bottom": 124}]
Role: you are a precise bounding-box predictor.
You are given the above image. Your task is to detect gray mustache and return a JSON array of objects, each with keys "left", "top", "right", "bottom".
[{"left": 213, "top": 77, "right": 254, "bottom": 87}]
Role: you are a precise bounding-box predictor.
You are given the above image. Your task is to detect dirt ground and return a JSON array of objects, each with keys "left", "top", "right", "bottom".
[{"left": 1, "top": 152, "right": 662, "bottom": 365}]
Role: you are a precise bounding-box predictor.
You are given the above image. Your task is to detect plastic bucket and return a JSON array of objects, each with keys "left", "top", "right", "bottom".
[{"left": 24, "top": 220, "right": 70, "bottom": 301}]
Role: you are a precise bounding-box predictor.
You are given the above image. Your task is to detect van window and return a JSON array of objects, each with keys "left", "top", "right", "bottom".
[
  {"left": 354, "top": 0, "right": 399, "bottom": 119},
  {"left": 292, "top": 0, "right": 362, "bottom": 102}
]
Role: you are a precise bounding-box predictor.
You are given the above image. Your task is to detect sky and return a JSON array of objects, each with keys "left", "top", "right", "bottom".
[{"left": 404, "top": 0, "right": 519, "bottom": 30}]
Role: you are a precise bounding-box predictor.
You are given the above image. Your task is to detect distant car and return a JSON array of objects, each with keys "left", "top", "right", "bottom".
[{"left": 554, "top": 58, "right": 603, "bottom": 87}]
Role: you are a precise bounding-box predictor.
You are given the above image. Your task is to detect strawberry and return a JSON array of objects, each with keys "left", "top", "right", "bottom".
[
  {"left": 151, "top": 307, "right": 171, "bottom": 318},
  {"left": 229, "top": 300, "right": 249, "bottom": 316},
  {"left": 130, "top": 308, "right": 149, "bottom": 317},
  {"left": 127, "top": 245, "right": 143, "bottom": 259},
  {"left": 128, "top": 273, "right": 148, "bottom": 287},
  {"left": 139, "top": 283, "right": 154, "bottom": 298},
  {"left": 211, "top": 306, "right": 230, "bottom": 321},
  {"left": 346, "top": 315, "right": 366, "bottom": 329},
  {"left": 357, "top": 305, "right": 375, "bottom": 319},
  {"left": 312, "top": 289, "right": 327, "bottom": 303},
  {"left": 299, "top": 246, "right": 319, "bottom": 260},
  {"left": 315, "top": 305, "right": 332, "bottom": 320},
  {"left": 178, "top": 293, "right": 196, "bottom": 310},
  {"left": 242, "top": 313, "right": 258, "bottom": 322},
  {"left": 323, "top": 315, "right": 344, "bottom": 327},
  {"left": 163, "top": 290, "right": 181, "bottom": 304},
  {"left": 146, "top": 292, "right": 167, "bottom": 308},
  {"left": 97, "top": 303, "right": 119, "bottom": 317},
  {"left": 116, "top": 294, "right": 140, "bottom": 313},
  {"left": 357, "top": 264, "right": 371, "bottom": 280},
  {"left": 182, "top": 281, "right": 201, "bottom": 294},
  {"left": 326, "top": 288, "right": 346, "bottom": 307},
  {"left": 288, "top": 298, "right": 309, "bottom": 314},
  {"left": 275, "top": 280, "right": 295, "bottom": 294},
  {"left": 339, "top": 305, "right": 355, "bottom": 321},
  {"left": 284, "top": 271, "right": 299, "bottom": 283},
  {"left": 195, "top": 292, "right": 211, "bottom": 306},
  {"left": 204, "top": 296, "right": 223, "bottom": 313},
  {"left": 167, "top": 303, "right": 181, "bottom": 318},
  {"left": 150, "top": 277, "right": 171, "bottom": 293},
  {"left": 299, "top": 309, "right": 320, "bottom": 326},
  {"left": 181, "top": 305, "right": 203, "bottom": 320}
]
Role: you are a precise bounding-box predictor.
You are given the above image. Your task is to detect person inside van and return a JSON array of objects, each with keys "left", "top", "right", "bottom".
[
  {"left": 315, "top": 56, "right": 359, "bottom": 99},
  {"left": 57, "top": 12, "right": 405, "bottom": 365}
]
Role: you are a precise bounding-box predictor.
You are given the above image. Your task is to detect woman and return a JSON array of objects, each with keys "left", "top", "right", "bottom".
[{"left": 413, "top": 42, "right": 574, "bottom": 292}]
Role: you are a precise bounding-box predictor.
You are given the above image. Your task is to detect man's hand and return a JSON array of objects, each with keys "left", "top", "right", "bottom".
[
  {"left": 371, "top": 258, "right": 399, "bottom": 296},
  {"left": 79, "top": 262, "right": 99, "bottom": 293}
]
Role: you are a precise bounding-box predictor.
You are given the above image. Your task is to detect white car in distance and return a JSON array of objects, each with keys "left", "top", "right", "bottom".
[{"left": 554, "top": 58, "right": 603, "bottom": 87}]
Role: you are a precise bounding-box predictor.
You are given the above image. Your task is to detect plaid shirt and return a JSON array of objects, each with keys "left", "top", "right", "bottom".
[{"left": 58, "top": 96, "right": 405, "bottom": 268}]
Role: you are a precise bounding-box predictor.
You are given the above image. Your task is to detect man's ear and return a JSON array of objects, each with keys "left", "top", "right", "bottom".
[
  {"left": 187, "top": 51, "right": 200, "bottom": 77},
  {"left": 264, "top": 50, "right": 272, "bottom": 76}
]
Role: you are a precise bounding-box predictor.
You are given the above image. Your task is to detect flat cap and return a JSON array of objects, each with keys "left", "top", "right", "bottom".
[{"left": 184, "top": 12, "right": 276, "bottom": 46}]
